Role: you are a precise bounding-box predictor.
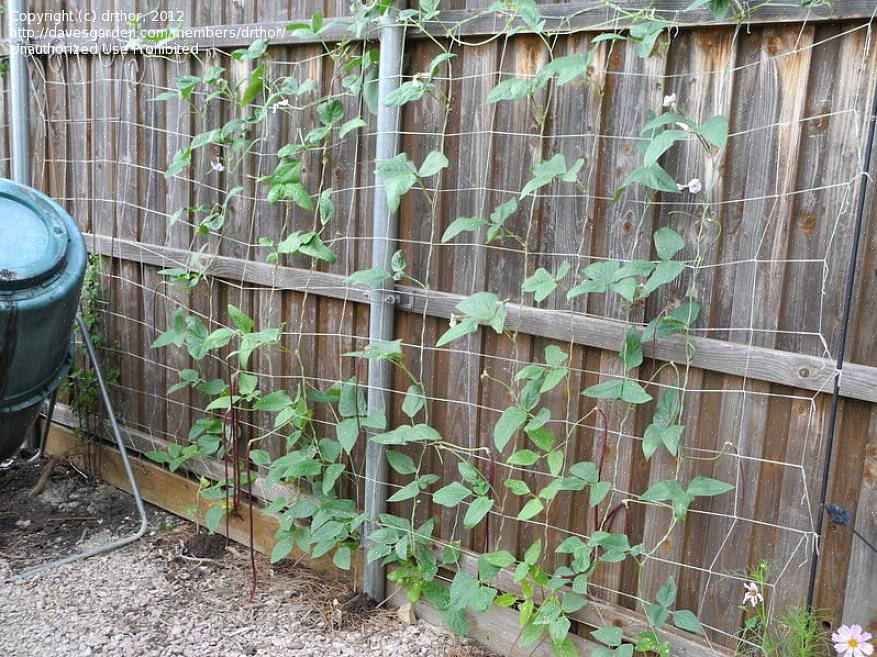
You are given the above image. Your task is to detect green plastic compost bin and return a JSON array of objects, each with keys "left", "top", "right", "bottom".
[{"left": 0, "top": 179, "right": 86, "bottom": 458}]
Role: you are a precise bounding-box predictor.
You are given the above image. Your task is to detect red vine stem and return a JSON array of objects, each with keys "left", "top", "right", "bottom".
[{"left": 594, "top": 407, "right": 609, "bottom": 533}]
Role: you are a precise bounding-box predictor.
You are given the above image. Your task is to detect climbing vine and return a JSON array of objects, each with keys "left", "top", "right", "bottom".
[
  {"left": 65, "top": 254, "right": 120, "bottom": 439},
  {"left": 140, "top": 1, "right": 796, "bottom": 655}
]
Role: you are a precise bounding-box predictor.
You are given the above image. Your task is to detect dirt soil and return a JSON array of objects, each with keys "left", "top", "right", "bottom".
[
  {"left": 0, "top": 456, "right": 175, "bottom": 572},
  {"left": 0, "top": 455, "right": 492, "bottom": 657}
]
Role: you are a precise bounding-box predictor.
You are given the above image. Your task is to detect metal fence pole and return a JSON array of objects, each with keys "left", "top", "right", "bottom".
[
  {"left": 8, "top": 0, "right": 30, "bottom": 184},
  {"left": 363, "top": 8, "right": 405, "bottom": 602},
  {"left": 805, "top": 56, "right": 877, "bottom": 609}
]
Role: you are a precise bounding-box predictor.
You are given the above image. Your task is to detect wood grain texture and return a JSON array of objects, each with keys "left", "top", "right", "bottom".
[{"left": 22, "top": 5, "right": 877, "bottom": 646}]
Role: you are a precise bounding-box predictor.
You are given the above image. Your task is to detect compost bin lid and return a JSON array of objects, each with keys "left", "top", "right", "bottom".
[{"left": 0, "top": 190, "right": 69, "bottom": 291}]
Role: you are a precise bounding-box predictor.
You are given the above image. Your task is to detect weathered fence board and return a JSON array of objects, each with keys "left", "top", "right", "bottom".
[{"left": 21, "top": 0, "right": 877, "bottom": 647}]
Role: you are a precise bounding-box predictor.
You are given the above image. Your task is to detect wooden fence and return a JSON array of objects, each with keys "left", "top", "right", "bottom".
[{"left": 11, "top": 0, "right": 877, "bottom": 649}]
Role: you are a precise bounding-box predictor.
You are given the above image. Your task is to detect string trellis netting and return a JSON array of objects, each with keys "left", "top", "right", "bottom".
[{"left": 19, "top": 1, "right": 877, "bottom": 655}]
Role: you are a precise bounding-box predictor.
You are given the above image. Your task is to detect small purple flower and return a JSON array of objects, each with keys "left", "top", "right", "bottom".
[{"left": 686, "top": 178, "right": 702, "bottom": 194}]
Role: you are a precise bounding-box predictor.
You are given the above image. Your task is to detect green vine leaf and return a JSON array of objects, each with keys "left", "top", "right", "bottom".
[
  {"left": 333, "top": 545, "right": 352, "bottom": 570},
  {"left": 619, "top": 328, "right": 643, "bottom": 371},
  {"left": 346, "top": 338, "right": 403, "bottom": 361},
  {"left": 630, "top": 21, "right": 665, "bottom": 58},
  {"left": 566, "top": 260, "right": 620, "bottom": 299},
  {"left": 387, "top": 479, "right": 424, "bottom": 502},
  {"left": 436, "top": 292, "right": 506, "bottom": 347},
  {"left": 463, "top": 496, "right": 494, "bottom": 529},
  {"left": 487, "top": 199, "right": 517, "bottom": 243},
  {"left": 345, "top": 267, "right": 391, "bottom": 287},
  {"left": 507, "top": 449, "right": 540, "bottom": 466},
  {"left": 239, "top": 63, "right": 265, "bottom": 108},
  {"left": 387, "top": 450, "right": 417, "bottom": 475},
  {"left": 418, "top": 151, "right": 449, "bottom": 178},
  {"left": 433, "top": 482, "right": 471, "bottom": 507},
  {"left": 696, "top": 115, "right": 729, "bottom": 149},
  {"left": 522, "top": 261, "right": 570, "bottom": 302},
  {"left": 593, "top": 626, "right": 624, "bottom": 648},
  {"left": 486, "top": 77, "right": 532, "bottom": 104},
  {"left": 505, "top": 479, "right": 531, "bottom": 496},
  {"left": 270, "top": 535, "right": 294, "bottom": 563},
  {"left": 655, "top": 576, "right": 677, "bottom": 607},
  {"left": 276, "top": 231, "right": 335, "bottom": 263},
  {"left": 267, "top": 181, "right": 314, "bottom": 210},
  {"left": 614, "top": 164, "right": 678, "bottom": 203},
  {"left": 339, "top": 118, "right": 366, "bottom": 138},
  {"left": 375, "top": 154, "right": 418, "bottom": 212},
  {"left": 402, "top": 384, "right": 426, "bottom": 418},
  {"left": 642, "top": 424, "right": 684, "bottom": 460},
  {"left": 335, "top": 418, "right": 360, "bottom": 453},
  {"left": 537, "top": 53, "right": 590, "bottom": 86},
  {"left": 371, "top": 423, "right": 442, "bottom": 445},
  {"left": 494, "top": 406, "right": 527, "bottom": 451},
  {"left": 319, "top": 188, "right": 335, "bottom": 225},
  {"left": 672, "top": 609, "right": 704, "bottom": 634},
  {"left": 643, "top": 129, "right": 688, "bottom": 166},
  {"left": 204, "top": 504, "right": 226, "bottom": 533},
  {"left": 582, "top": 379, "right": 652, "bottom": 404},
  {"left": 227, "top": 303, "right": 254, "bottom": 333},
  {"left": 642, "top": 299, "right": 701, "bottom": 341},
  {"left": 641, "top": 260, "right": 685, "bottom": 296},
  {"left": 442, "top": 216, "right": 486, "bottom": 243},
  {"left": 520, "top": 155, "right": 584, "bottom": 199},
  {"left": 254, "top": 390, "right": 293, "bottom": 412},
  {"left": 654, "top": 227, "right": 686, "bottom": 261},
  {"left": 435, "top": 318, "right": 479, "bottom": 347},
  {"left": 385, "top": 79, "right": 435, "bottom": 108},
  {"left": 687, "top": 476, "right": 734, "bottom": 497},
  {"left": 517, "top": 498, "right": 544, "bottom": 521}
]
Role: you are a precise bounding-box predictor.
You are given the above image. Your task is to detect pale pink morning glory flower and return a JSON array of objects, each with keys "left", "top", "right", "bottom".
[
  {"left": 686, "top": 178, "right": 702, "bottom": 194},
  {"left": 210, "top": 159, "right": 225, "bottom": 173},
  {"left": 832, "top": 625, "right": 873, "bottom": 657},
  {"left": 662, "top": 93, "right": 676, "bottom": 108},
  {"left": 742, "top": 581, "right": 762, "bottom": 608}
]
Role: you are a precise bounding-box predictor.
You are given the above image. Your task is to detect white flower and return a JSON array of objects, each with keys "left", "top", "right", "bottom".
[
  {"left": 743, "top": 581, "right": 762, "bottom": 608},
  {"left": 210, "top": 159, "right": 225, "bottom": 173},
  {"left": 686, "top": 178, "right": 702, "bottom": 194},
  {"left": 833, "top": 625, "right": 874, "bottom": 657},
  {"left": 662, "top": 93, "right": 676, "bottom": 108},
  {"left": 270, "top": 98, "right": 290, "bottom": 113},
  {"left": 449, "top": 313, "right": 458, "bottom": 328}
]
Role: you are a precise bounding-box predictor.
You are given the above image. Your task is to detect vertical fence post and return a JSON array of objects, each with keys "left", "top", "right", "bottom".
[
  {"left": 7, "top": 0, "right": 30, "bottom": 184},
  {"left": 363, "top": 8, "right": 405, "bottom": 602}
]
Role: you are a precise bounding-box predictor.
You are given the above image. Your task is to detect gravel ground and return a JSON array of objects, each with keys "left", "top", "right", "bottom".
[{"left": 0, "top": 458, "right": 489, "bottom": 657}]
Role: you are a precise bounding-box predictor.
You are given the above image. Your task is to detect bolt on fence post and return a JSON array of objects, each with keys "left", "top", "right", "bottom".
[
  {"left": 363, "top": 7, "right": 406, "bottom": 602},
  {"left": 8, "top": 0, "right": 30, "bottom": 185}
]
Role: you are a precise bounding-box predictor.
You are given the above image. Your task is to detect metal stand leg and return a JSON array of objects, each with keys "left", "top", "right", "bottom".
[
  {"left": 37, "top": 389, "right": 59, "bottom": 459},
  {"left": 6, "top": 313, "right": 149, "bottom": 582},
  {"left": 25, "top": 388, "right": 59, "bottom": 463}
]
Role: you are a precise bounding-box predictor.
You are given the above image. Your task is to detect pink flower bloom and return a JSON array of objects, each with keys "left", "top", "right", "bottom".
[
  {"left": 833, "top": 625, "right": 873, "bottom": 657},
  {"left": 742, "top": 581, "right": 762, "bottom": 608}
]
